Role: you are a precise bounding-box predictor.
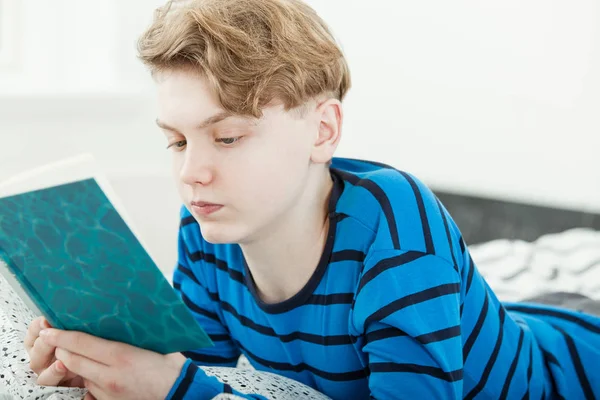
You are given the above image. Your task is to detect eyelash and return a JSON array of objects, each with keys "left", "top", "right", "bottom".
[{"left": 166, "top": 137, "right": 242, "bottom": 151}]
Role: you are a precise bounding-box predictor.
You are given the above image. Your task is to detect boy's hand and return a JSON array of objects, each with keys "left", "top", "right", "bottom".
[
  {"left": 38, "top": 327, "right": 187, "bottom": 400},
  {"left": 24, "top": 316, "right": 84, "bottom": 387}
]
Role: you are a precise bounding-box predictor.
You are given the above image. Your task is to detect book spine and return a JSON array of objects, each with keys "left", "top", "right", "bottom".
[{"left": 0, "top": 247, "right": 64, "bottom": 329}]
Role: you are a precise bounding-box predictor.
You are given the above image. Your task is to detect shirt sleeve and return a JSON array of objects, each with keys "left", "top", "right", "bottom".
[
  {"left": 167, "top": 212, "right": 269, "bottom": 399},
  {"left": 351, "top": 249, "right": 463, "bottom": 399},
  {"left": 165, "top": 359, "right": 268, "bottom": 400},
  {"left": 173, "top": 214, "right": 241, "bottom": 368}
]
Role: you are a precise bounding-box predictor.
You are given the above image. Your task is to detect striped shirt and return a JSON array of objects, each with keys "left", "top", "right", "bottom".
[{"left": 166, "top": 157, "right": 600, "bottom": 400}]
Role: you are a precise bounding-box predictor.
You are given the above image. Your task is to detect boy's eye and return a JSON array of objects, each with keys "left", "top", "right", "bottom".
[
  {"left": 217, "top": 137, "right": 241, "bottom": 145},
  {"left": 166, "top": 140, "right": 187, "bottom": 151}
]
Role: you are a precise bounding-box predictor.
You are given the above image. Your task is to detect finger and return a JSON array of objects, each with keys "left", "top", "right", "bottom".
[
  {"left": 55, "top": 347, "right": 108, "bottom": 386},
  {"left": 36, "top": 359, "right": 68, "bottom": 387},
  {"left": 30, "top": 337, "right": 57, "bottom": 372},
  {"left": 65, "top": 374, "right": 86, "bottom": 388},
  {"left": 40, "top": 329, "right": 125, "bottom": 366},
  {"left": 84, "top": 379, "right": 108, "bottom": 400},
  {"left": 24, "top": 317, "right": 44, "bottom": 351}
]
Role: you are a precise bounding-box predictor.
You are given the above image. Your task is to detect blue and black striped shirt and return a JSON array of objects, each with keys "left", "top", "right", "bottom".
[{"left": 166, "top": 158, "right": 600, "bottom": 399}]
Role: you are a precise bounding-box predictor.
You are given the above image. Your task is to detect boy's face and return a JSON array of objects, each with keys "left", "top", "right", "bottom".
[{"left": 156, "top": 70, "right": 321, "bottom": 244}]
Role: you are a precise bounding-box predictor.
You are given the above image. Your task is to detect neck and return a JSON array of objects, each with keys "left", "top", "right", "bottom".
[{"left": 240, "top": 167, "right": 334, "bottom": 304}]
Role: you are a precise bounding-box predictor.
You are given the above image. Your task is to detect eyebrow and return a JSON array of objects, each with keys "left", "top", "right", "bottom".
[{"left": 156, "top": 111, "right": 233, "bottom": 132}]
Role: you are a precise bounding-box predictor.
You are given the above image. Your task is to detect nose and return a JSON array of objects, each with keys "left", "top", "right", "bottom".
[{"left": 179, "top": 145, "right": 215, "bottom": 186}]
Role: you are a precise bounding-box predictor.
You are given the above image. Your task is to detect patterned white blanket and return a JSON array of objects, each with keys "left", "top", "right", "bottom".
[{"left": 470, "top": 228, "right": 600, "bottom": 301}]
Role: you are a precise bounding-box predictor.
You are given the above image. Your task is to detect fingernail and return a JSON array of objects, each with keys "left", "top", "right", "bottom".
[{"left": 41, "top": 319, "right": 49, "bottom": 329}]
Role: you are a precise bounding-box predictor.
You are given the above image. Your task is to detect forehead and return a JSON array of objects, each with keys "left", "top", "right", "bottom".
[
  {"left": 155, "top": 70, "right": 231, "bottom": 128},
  {"left": 154, "top": 69, "right": 312, "bottom": 132},
  {"left": 156, "top": 70, "right": 217, "bottom": 107}
]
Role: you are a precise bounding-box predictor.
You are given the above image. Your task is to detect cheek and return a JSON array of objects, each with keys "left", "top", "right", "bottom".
[
  {"left": 171, "top": 157, "right": 186, "bottom": 194},
  {"left": 239, "top": 160, "right": 304, "bottom": 209},
  {"left": 171, "top": 157, "right": 182, "bottom": 180}
]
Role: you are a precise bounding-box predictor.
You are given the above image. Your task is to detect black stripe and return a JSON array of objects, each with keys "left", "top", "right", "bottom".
[
  {"left": 175, "top": 265, "right": 220, "bottom": 304},
  {"left": 465, "top": 257, "right": 475, "bottom": 295},
  {"left": 499, "top": 328, "right": 525, "bottom": 399},
  {"left": 463, "top": 293, "right": 490, "bottom": 361},
  {"left": 239, "top": 343, "right": 368, "bottom": 381},
  {"left": 459, "top": 236, "right": 466, "bottom": 254},
  {"left": 460, "top": 302, "right": 464, "bottom": 317},
  {"left": 337, "top": 213, "right": 350, "bottom": 222},
  {"left": 553, "top": 325, "right": 595, "bottom": 399},
  {"left": 436, "top": 197, "right": 458, "bottom": 272},
  {"left": 330, "top": 249, "right": 366, "bottom": 263},
  {"left": 356, "top": 251, "right": 427, "bottom": 295},
  {"left": 220, "top": 301, "right": 357, "bottom": 345},
  {"left": 207, "top": 291, "right": 220, "bottom": 302},
  {"left": 416, "top": 325, "right": 461, "bottom": 344},
  {"left": 464, "top": 307, "right": 507, "bottom": 400},
  {"left": 398, "top": 171, "right": 434, "bottom": 254},
  {"left": 521, "top": 345, "right": 533, "bottom": 400},
  {"left": 170, "top": 361, "right": 198, "bottom": 400},
  {"left": 370, "top": 362, "right": 463, "bottom": 382},
  {"left": 334, "top": 169, "right": 400, "bottom": 249},
  {"left": 505, "top": 305, "right": 600, "bottom": 335},
  {"left": 181, "top": 351, "right": 240, "bottom": 365},
  {"left": 186, "top": 248, "right": 245, "bottom": 284},
  {"left": 180, "top": 215, "right": 197, "bottom": 227},
  {"left": 541, "top": 348, "right": 564, "bottom": 400},
  {"left": 304, "top": 293, "right": 354, "bottom": 306},
  {"left": 176, "top": 264, "right": 201, "bottom": 286},
  {"left": 181, "top": 293, "right": 220, "bottom": 322},
  {"left": 209, "top": 333, "right": 231, "bottom": 342},
  {"left": 365, "top": 283, "right": 460, "bottom": 326},
  {"left": 365, "top": 327, "right": 408, "bottom": 344},
  {"left": 541, "top": 348, "right": 560, "bottom": 366},
  {"left": 223, "top": 384, "right": 233, "bottom": 394}
]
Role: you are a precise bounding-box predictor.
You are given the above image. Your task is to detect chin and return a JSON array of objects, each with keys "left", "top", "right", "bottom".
[{"left": 198, "top": 223, "right": 246, "bottom": 245}]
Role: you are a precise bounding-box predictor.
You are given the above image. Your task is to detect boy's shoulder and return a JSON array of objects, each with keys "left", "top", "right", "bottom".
[
  {"left": 331, "top": 157, "right": 460, "bottom": 259},
  {"left": 331, "top": 157, "right": 433, "bottom": 202}
]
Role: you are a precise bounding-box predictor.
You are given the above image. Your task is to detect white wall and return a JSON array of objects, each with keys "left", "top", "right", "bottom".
[
  {"left": 1, "top": 0, "right": 600, "bottom": 275},
  {"left": 306, "top": 0, "right": 600, "bottom": 212}
]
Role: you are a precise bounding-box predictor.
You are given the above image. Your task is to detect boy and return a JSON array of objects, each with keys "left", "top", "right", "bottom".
[{"left": 25, "top": 0, "right": 600, "bottom": 399}]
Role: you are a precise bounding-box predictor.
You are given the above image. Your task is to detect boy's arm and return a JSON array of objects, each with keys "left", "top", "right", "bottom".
[{"left": 352, "top": 249, "right": 463, "bottom": 399}]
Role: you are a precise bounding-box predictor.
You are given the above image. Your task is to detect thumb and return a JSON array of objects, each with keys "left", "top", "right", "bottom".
[
  {"left": 36, "top": 360, "right": 69, "bottom": 387},
  {"left": 40, "top": 318, "right": 53, "bottom": 329}
]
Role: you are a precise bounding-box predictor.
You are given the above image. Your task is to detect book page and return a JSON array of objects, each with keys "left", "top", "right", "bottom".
[{"left": 0, "top": 258, "right": 43, "bottom": 319}]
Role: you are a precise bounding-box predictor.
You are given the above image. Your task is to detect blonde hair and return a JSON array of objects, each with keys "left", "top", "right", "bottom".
[{"left": 137, "top": 0, "right": 351, "bottom": 118}]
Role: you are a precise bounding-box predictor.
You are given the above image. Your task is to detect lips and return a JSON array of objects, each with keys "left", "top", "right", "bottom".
[{"left": 190, "top": 200, "right": 224, "bottom": 216}]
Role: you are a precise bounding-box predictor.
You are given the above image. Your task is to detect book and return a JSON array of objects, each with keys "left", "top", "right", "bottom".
[{"left": 0, "top": 154, "right": 213, "bottom": 354}]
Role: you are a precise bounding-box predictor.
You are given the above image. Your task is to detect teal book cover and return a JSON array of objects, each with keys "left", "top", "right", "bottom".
[{"left": 0, "top": 178, "right": 213, "bottom": 354}]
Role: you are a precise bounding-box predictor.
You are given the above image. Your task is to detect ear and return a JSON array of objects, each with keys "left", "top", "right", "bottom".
[{"left": 311, "top": 98, "right": 343, "bottom": 164}]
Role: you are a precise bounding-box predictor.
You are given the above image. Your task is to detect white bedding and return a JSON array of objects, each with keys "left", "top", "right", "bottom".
[
  {"left": 1, "top": 228, "right": 599, "bottom": 399},
  {"left": 470, "top": 228, "right": 600, "bottom": 301}
]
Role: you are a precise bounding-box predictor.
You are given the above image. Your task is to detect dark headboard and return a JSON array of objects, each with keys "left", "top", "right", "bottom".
[{"left": 434, "top": 191, "right": 600, "bottom": 245}]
